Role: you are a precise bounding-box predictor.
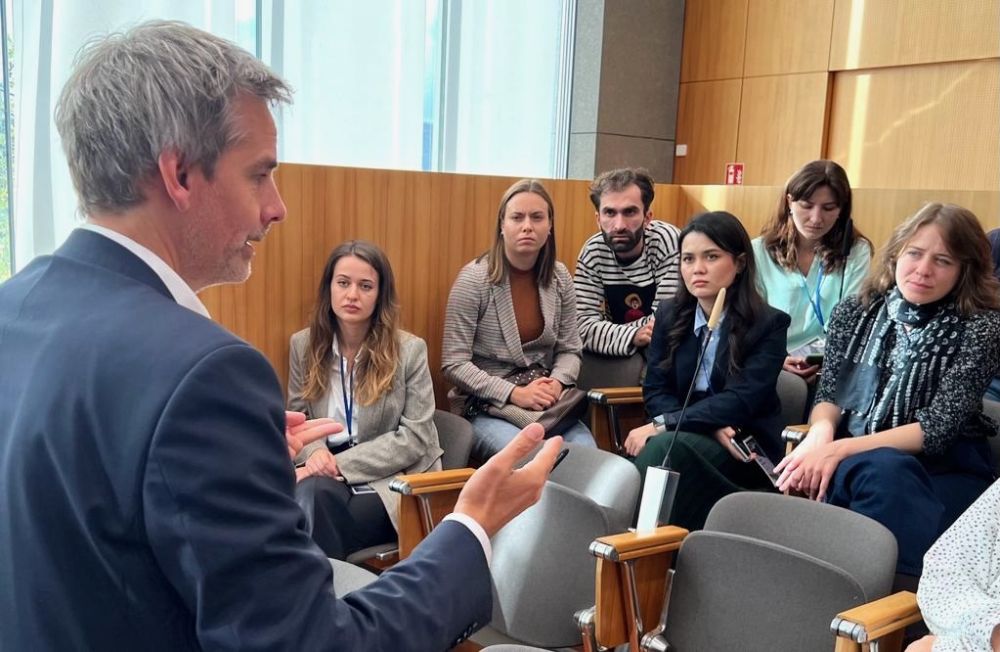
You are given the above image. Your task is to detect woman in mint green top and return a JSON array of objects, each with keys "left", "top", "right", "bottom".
[{"left": 752, "top": 160, "right": 872, "bottom": 385}]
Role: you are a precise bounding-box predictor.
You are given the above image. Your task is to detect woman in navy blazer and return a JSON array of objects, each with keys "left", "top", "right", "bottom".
[{"left": 626, "top": 211, "right": 790, "bottom": 530}]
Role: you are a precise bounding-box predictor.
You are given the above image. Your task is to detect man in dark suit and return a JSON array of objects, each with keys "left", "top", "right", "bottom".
[{"left": 0, "top": 20, "right": 561, "bottom": 651}]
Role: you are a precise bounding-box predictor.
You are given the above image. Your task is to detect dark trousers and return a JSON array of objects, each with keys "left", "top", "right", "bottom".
[
  {"left": 633, "top": 430, "right": 775, "bottom": 531},
  {"left": 826, "top": 447, "right": 990, "bottom": 576},
  {"left": 295, "top": 475, "right": 396, "bottom": 560}
]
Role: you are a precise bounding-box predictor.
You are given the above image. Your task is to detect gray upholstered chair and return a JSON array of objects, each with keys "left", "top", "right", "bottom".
[
  {"left": 579, "top": 492, "right": 898, "bottom": 651},
  {"left": 390, "top": 443, "right": 641, "bottom": 651},
  {"left": 329, "top": 558, "right": 377, "bottom": 596},
  {"left": 473, "top": 444, "right": 641, "bottom": 650},
  {"left": 578, "top": 351, "right": 647, "bottom": 453},
  {"left": 776, "top": 368, "right": 809, "bottom": 427},
  {"left": 345, "top": 409, "right": 474, "bottom": 566},
  {"left": 576, "top": 351, "right": 646, "bottom": 392}
]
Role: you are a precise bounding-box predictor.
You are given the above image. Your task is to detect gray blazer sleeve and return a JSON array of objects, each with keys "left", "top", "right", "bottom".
[
  {"left": 336, "top": 336, "right": 439, "bottom": 483},
  {"left": 287, "top": 328, "right": 327, "bottom": 464}
]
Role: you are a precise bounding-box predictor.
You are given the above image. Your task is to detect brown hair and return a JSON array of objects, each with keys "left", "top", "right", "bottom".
[
  {"left": 860, "top": 203, "right": 1000, "bottom": 316},
  {"left": 300, "top": 241, "right": 402, "bottom": 406},
  {"left": 760, "top": 160, "right": 871, "bottom": 273},
  {"left": 588, "top": 168, "right": 656, "bottom": 212},
  {"left": 485, "top": 179, "right": 557, "bottom": 287}
]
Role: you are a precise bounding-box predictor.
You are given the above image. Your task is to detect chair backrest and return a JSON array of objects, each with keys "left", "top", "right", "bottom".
[
  {"left": 982, "top": 399, "right": 1000, "bottom": 475},
  {"left": 704, "top": 492, "right": 897, "bottom": 600},
  {"left": 776, "top": 370, "right": 809, "bottom": 426},
  {"left": 576, "top": 351, "right": 645, "bottom": 391},
  {"left": 655, "top": 492, "right": 897, "bottom": 651},
  {"left": 433, "top": 409, "right": 473, "bottom": 470},
  {"left": 488, "top": 446, "right": 642, "bottom": 648},
  {"left": 662, "top": 531, "right": 869, "bottom": 651},
  {"left": 547, "top": 443, "right": 641, "bottom": 532}
]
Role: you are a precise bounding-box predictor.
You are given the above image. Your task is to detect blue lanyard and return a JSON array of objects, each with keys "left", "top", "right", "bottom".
[
  {"left": 340, "top": 355, "right": 355, "bottom": 445},
  {"left": 800, "top": 266, "right": 825, "bottom": 328}
]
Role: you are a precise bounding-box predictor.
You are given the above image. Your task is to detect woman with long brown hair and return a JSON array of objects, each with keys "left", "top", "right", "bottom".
[
  {"left": 775, "top": 203, "right": 1000, "bottom": 579},
  {"left": 288, "top": 240, "right": 442, "bottom": 560},
  {"left": 753, "top": 160, "right": 872, "bottom": 384}
]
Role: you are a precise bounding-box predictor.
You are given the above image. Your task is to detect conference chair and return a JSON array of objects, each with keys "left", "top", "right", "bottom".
[
  {"left": 329, "top": 558, "right": 378, "bottom": 596},
  {"left": 345, "top": 409, "right": 474, "bottom": 567},
  {"left": 576, "top": 492, "right": 898, "bottom": 651},
  {"left": 576, "top": 351, "right": 646, "bottom": 392},
  {"left": 392, "top": 444, "right": 642, "bottom": 650},
  {"left": 588, "top": 370, "right": 809, "bottom": 455},
  {"left": 828, "top": 398, "right": 1000, "bottom": 652},
  {"left": 577, "top": 351, "right": 646, "bottom": 452}
]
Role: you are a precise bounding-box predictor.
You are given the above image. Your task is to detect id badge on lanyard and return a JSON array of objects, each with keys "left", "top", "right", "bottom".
[
  {"left": 800, "top": 267, "right": 825, "bottom": 329},
  {"left": 340, "top": 355, "right": 356, "bottom": 446}
]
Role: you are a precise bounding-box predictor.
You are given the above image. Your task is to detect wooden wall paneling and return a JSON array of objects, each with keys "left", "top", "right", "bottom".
[
  {"left": 735, "top": 72, "right": 830, "bottom": 185},
  {"left": 827, "top": 60, "right": 1000, "bottom": 191},
  {"left": 829, "top": 0, "right": 1000, "bottom": 71},
  {"left": 679, "top": 185, "right": 780, "bottom": 237},
  {"left": 848, "top": 188, "right": 1000, "bottom": 254},
  {"left": 680, "top": 0, "right": 749, "bottom": 82},
  {"left": 743, "top": 0, "right": 835, "bottom": 77},
  {"left": 673, "top": 79, "right": 743, "bottom": 184}
]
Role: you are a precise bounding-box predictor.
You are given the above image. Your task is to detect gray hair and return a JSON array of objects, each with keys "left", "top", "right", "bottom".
[{"left": 54, "top": 20, "right": 292, "bottom": 215}]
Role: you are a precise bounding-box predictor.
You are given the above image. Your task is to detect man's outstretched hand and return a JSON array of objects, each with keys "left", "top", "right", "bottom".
[
  {"left": 454, "top": 423, "right": 562, "bottom": 538},
  {"left": 285, "top": 411, "right": 342, "bottom": 459}
]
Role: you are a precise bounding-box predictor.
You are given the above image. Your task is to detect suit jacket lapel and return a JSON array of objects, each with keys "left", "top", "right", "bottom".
[
  {"left": 674, "top": 332, "right": 698, "bottom": 393},
  {"left": 492, "top": 280, "right": 526, "bottom": 364},
  {"left": 710, "top": 321, "right": 731, "bottom": 391}
]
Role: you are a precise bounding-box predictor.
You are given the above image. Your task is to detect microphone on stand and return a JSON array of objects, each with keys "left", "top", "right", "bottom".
[{"left": 636, "top": 288, "right": 726, "bottom": 533}]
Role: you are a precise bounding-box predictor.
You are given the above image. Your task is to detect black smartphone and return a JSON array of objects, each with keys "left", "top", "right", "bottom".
[
  {"left": 805, "top": 354, "right": 824, "bottom": 366},
  {"left": 551, "top": 448, "right": 570, "bottom": 471},
  {"left": 742, "top": 436, "right": 780, "bottom": 487}
]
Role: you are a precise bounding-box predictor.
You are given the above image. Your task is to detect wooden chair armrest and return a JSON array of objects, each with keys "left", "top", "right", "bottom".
[
  {"left": 782, "top": 424, "right": 809, "bottom": 455},
  {"left": 587, "top": 387, "right": 647, "bottom": 453},
  {"left": 390, "top": 468, "right": 474, "bottom": 559},
  {"left": 587, "top": 386, "right": 645, "bottom": 405},
  {"left": 590, "top": 525, "right": 688, "bottom": 562},
  {"left": 590, "top": 526, "right": 689, "bottom": 649},
  {"left": 389, "top": 468, "right": 475, "bottom": 495},
  {"left": 831, "top": 591, "right": 922, "bottom": 650}
]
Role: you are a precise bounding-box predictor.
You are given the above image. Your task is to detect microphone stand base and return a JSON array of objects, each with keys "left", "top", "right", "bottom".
[{"left": 635, "top": 466, "right": 680, "bottom": 534}]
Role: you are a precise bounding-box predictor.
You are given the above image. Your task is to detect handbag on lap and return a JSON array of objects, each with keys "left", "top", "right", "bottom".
[{"left": 470, "top": 363, "right": 587, "bottom": 436}]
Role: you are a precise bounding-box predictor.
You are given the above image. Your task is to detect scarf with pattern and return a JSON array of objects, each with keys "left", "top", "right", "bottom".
[{"left": 835, "top": 287, "right": 962, "bottom": 436}]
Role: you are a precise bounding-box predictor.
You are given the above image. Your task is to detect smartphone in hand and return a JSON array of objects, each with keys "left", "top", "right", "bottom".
[{"left": 741, "top": 436, "right": 780, "bottom": 487}]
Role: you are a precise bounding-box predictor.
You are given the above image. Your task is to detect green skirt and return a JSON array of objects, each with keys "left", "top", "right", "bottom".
[{"left": 633, "top": 430, "right": 775, "bottom": 531}]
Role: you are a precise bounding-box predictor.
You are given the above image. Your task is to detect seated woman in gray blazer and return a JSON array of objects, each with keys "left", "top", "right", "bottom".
[
  {"left": 442, "top": 178, "right": 596, "bottom": 461},
  {"left": 288, "top": 240, "right": 443, "bottom": 560}
]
